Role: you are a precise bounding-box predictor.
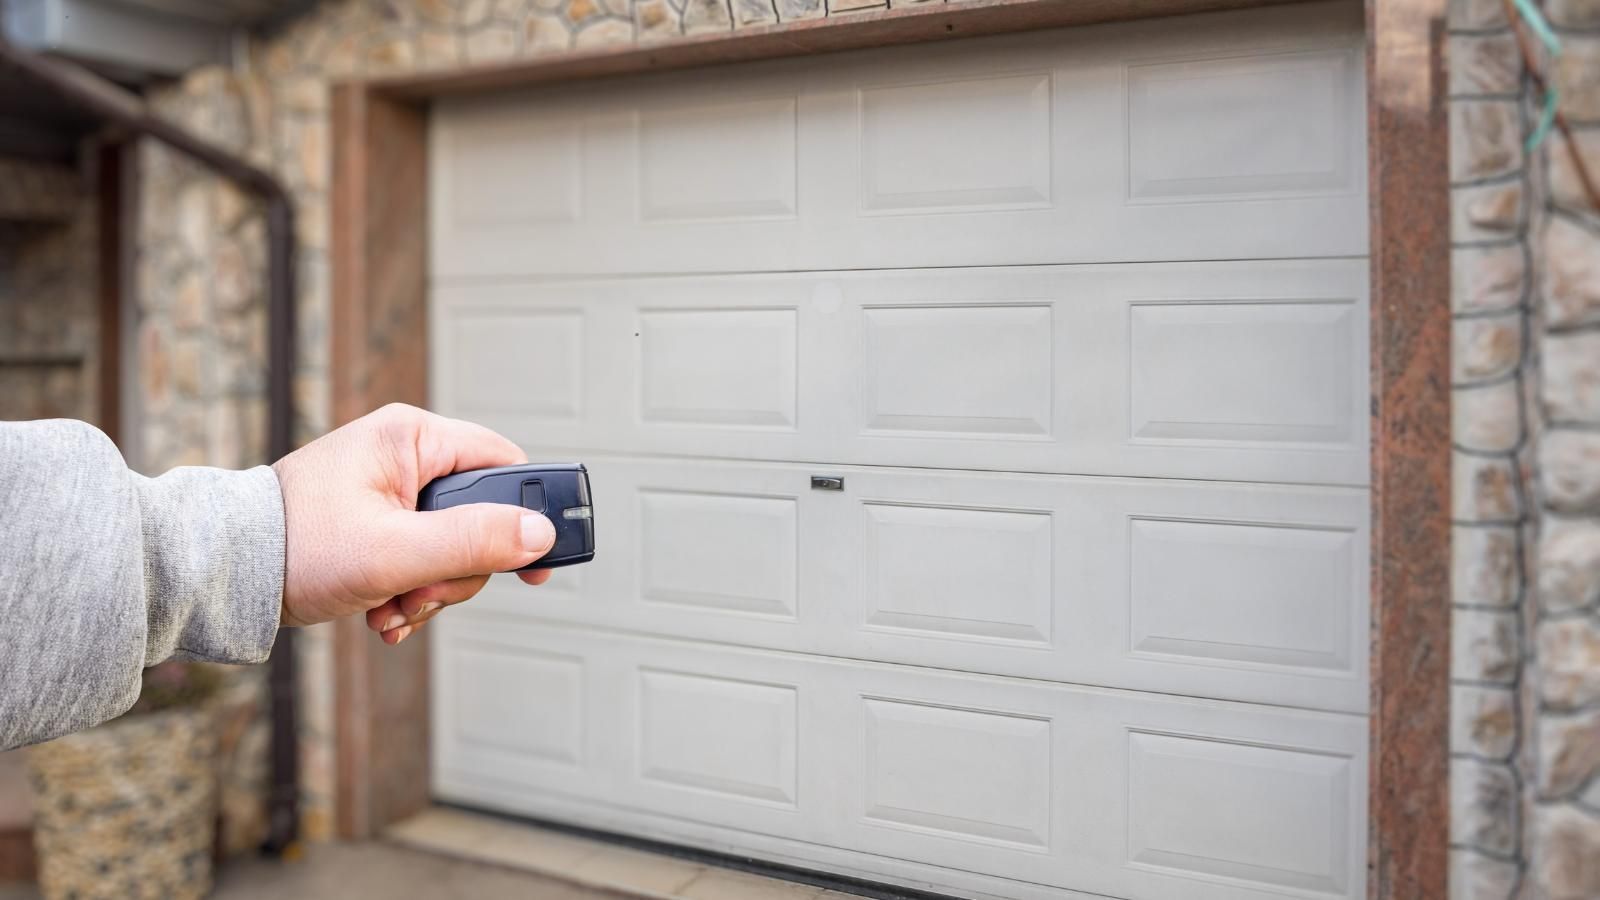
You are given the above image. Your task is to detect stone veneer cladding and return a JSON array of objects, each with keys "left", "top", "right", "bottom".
[{"left": 1448, "top": 0, "right": 1600, "bottom": 897}]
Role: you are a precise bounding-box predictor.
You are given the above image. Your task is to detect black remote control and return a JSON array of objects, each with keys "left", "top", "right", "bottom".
[{"left": 417, "top": 463, "right": 594, "bottom": 570}]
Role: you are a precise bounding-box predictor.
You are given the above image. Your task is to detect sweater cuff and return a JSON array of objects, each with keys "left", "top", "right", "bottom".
[{"left": 136, "top": 464, "right": 285, "bottom": 666}]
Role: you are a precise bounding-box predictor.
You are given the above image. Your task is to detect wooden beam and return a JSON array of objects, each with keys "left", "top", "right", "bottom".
[{"left": 330, "top": 83, "right": 432, "bottom": 840}]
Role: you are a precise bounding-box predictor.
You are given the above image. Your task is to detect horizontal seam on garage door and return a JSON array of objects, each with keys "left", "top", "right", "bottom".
[
  {"left": 454, "top": 611, "right": 1370, "bottom": 719},
  {"left": 495, "top": 448, "right": 1375, "bottom": 492},
  {"left": 427, "top": 255, "right": 1373, "bottom": 286}
]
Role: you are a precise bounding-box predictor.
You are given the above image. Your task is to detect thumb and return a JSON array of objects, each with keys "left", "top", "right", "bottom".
[{"left": 385, "top": 503, "right": 557, "bottom": 588}]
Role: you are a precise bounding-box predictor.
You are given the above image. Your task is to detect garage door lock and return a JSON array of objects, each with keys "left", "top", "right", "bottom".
[{"left": 810, "top": 475, "right": 844, "bottom": 491}]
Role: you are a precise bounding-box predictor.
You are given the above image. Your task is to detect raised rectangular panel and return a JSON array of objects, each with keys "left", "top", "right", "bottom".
[
  {"left": 863, "top": 304, "right": 1052, "bottom": 436},
  {"left": 1126, "top": 49, "right": 1357, "bottom": 202},
  {"left": 640, "top": 308, "right": 797, "bottom": 428},
  {"left": 859, "top": 74, "right": 1052, "bottom": 214},
  {"left": 451, "top": 643, "right": 583, "bottom": 765},
  {"left": 1130, "top": 518, "right": 1357, "bottom": 671},
  {"left": 1128, "top": 730, "right": 1352, "bottom": 894},
  {"left": 448, "top": 116, "right": 582, "bottom": 225},
  {"left": 449, "top": 311, "right": 583, "bottom": 418},
  {"left": 638, "top": 669, "right": 798, "bottom": 806},
  {"left": 862, "top": 699, "right": 1051, "bottom": 849},
  {"left": 640, "top": 490, "right": 797, "bottom": 619},
  {"left": 1130, "top": 300, "right": 1357, "bottom": 446},
  {"left": 863, "top": 503, "right": 1052, "bottom": 646},
  {"left": 638, "top": 97, "right": 797, "bottom": 222}
]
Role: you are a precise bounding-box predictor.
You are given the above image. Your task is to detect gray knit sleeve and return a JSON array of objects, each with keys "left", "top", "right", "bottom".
[{"left": 0, "top": 419, "right": 284, "bottom": 750}]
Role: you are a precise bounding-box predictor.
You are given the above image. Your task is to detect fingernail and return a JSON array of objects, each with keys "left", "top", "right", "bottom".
[
  {"left": 383, "top": 613, "right": 405, "bottom": 631},
  {"left": 394, "top": 625, "right": 413, "bottom": 644},
  {"left": 521, "top": 513, "right": 556, "bottom": 553},
  {"left": 420, "top": 601, "right": 442, "bottom": 616}
]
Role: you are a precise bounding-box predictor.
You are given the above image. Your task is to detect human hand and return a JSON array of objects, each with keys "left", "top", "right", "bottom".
[{"left": 272, "top": 403, "right": 554, "bottom": 643}]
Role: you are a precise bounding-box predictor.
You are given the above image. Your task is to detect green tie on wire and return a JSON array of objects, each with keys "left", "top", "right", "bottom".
[{"left": 1511, "top": 0, "right": 1561, "bottom": 151}]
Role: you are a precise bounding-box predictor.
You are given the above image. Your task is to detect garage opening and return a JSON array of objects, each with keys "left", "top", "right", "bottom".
[{"left": 425, "top": 3, "right": 1369, "bottom": 897}]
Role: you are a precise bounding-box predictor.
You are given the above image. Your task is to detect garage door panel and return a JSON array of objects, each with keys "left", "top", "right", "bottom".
[
  {"left": 432, "top": 258, "right": 1368, "bottom": 485},
  {"left": 861, "top": 500, "right": 1055, "bottom": 648},
  {"left": 462, "top": 456, "right": 1367, "bottom": 712},
  {"left": 432, "top": 635, "right": 611, "bottom": 799},
  {"left": 433, "top": 621, "right": 1365, "bottom": 900},
  {"left": 638, "top": 487, "right": 799, "bottom": 621},
  {"left": 431, "top": 2, "right": 1363, "bottom": 279}
]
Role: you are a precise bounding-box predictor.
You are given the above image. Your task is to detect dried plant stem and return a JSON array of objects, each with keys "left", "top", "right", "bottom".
[{"left": 1499, "top": 0, "right": 1600, "bottom": 213}]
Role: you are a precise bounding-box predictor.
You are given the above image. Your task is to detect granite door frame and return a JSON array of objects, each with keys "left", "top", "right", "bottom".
[{"left": 328, "top": 1, "right": 1451, "bottom": 896}]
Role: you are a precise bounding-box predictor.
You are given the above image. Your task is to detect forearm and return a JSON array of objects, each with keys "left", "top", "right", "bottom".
[{"left": 0, "top": 420, "right": 285, "bottom": 749}]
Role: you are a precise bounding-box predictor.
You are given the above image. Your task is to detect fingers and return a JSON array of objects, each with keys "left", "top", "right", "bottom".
[
  {"left": 397, "top": 574, "right": 491, "bottom": 617},
  {"left": 382, "top": 503, "right": 556, "bottom": 590},
  {"left": 369, "top": 569, "right": 555, "bottom": 643},
  {"left": 410, "top": 407, "right": 529, "bottom": 484}
]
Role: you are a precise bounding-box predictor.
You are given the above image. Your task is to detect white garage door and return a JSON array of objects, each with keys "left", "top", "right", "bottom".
[{"left": 427, "top": 4, "right": 1370, "bottom": 899}]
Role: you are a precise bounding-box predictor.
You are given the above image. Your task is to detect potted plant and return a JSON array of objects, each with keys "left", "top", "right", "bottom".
[{"left": 25, "top": 662, "right": 224, "bottom": 900}]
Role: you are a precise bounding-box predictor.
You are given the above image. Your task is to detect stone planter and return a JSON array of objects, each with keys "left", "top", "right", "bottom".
[{"left": 25, "top": 709, "right": 218, "bottom": 900}]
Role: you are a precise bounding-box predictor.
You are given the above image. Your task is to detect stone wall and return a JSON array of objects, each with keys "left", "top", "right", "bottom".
[
  {"left": 1448, "top": 0, "right": 1600, "bottom": 897},
  {"left": 0, "top": 158, "right": 98, "bottom": 426},
  {"left": 133, "top": 0, "right": 1600, "bottom": 885}
]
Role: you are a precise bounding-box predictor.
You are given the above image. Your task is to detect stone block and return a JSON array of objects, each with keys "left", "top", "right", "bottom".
[
  {"left": 1555, "top": 36, "right": 1600, "bottom": 124},
  {"left": 170, "top": 336, "right": 204, "bottom": 398},
  {"left": 1454, "top": 313, "right": 1523, "bottom": 384},
  {"left": 1454, "top": 380, "right": 1524, "bottom": 454},
  {"left": 681, "top": 0, "right": 732, "bottom": 32},
  {"left": 1545, "top": 331, "right": 1600, "bottom": 423},
  {"left": 1452, "top": 684, "right": 1518, "bottom": 759},
  {"left": 1546, "top": 216, "right": 1600, "bottom": 328},
  {"left": 1451, "top": 758, "right": 1519, "bottom": 855},
  {"left": 777, "top": 0, "right": 825, "bottom": 18},
  {"left": 1542, "top": 430, "right": 1600, "bottom": 514},
  {"left": 564, "top": 0, "right": 600, "bottom": 25},
  {"left": 1540, "top": 518, "right": 1600, "bottom": 614},
  {"left": 138, "top": 322, "right": 171, "bottom": 414},
  {"left": 1550, "top": 0, "right": 1600, "bottom": 26},
  {"left": 1453, "top": 180, "right": 1525, "bottom": 241},
  {"left": 1450, "top": 32, "right": 1521, "bottom": 97},
  {"left": 1450, "top": 849, "right": 1519, "bottom": 900},
  {"left": 525, "top": 14, "right": 571, "bottom": 52},
  {"left": 1449, "top": 0, "right": 1508, "bottom": 27},
  {"left": 574, "top": 17, "right": 633, "bottom": 47},
  {"left": 1539, "top": 615, "right": 1600, "bottom": 709},
  {"left": 1451, "top": 100, "right": 1523, "bottom": 182},
  {"left": 1455, "top": 524, "right": 1521, "bottom": 606},
  {"left": 172, "top": 271, "right": 206, "bottom": 331},
  {"left": 635, "top": 0, "right": 680, "bottom": 39},
  {"left": 733, "top": 0, "right": 778, "bottom": 26},
  {"left": 1453, "top": 243, "right": 1526, "bottom": 313},
  {"left": 462, "top": 0, "right": 495, "bottom": 26},
  {"left": 1454, "top": 452, "right": 1523, "bottom": 523},
  {"left": 365, "top": 32, "right": 417, "bottom": 73},
  {"left": 1532, "top": 805, "right": 1600, "bottom": 900},
  {"left": 1549, "top": 128, "right": 1600, "bottom": 214},
  {"left": 1539, "top": 708, "right": 1600, "bottom": 799},
  {"left": 418, "top": 28, "right": 462, "bottom": 68},
  {"left": 1454, "top": 606, "right": 1521, "bottom": 684},
  {"left": 465, "top": 22, "right": 520, "bottom": 62}
]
